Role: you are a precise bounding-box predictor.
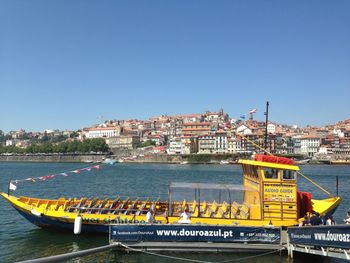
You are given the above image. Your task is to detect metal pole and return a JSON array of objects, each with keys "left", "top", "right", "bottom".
[
  {"left": 336, "top": 176, "right": 339, "bottom": 197},
  {"left": 264, "top": 101, "right": 269, "bottom": 154}
]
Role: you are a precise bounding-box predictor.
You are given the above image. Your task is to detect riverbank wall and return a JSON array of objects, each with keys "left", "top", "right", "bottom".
[
  {"left": 0, "top": 155, "right": 106, "bottom": 163},
  {"left": 0, "top": 154, "right": 237, "bottom": 164},
  {"left": 0, "top": 154, "right": 346, "bottom": 165}
]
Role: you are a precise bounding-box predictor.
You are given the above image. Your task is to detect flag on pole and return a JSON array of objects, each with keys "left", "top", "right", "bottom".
[
  {"left": 249, "top": 108, "right": 257, "bottom": 114},
  {"left": 240, "top": 115, "right": 246, "bottom": 119},
  {"left": 9, "top": 182, "right": 17, "bottom": 191}
]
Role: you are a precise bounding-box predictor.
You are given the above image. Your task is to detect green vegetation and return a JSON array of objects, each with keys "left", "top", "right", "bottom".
[
  {"left": 0, "top": 138, "right": 109, "bottom": 154},
  {"left": 187, "top": 154, "right": 212, "bottom": 163},
  {"left": 139, "top": 140, "right": 156, "bottom": 148},
  {"left": 31, "top": 134, "right": 68, "bottom": 144}
]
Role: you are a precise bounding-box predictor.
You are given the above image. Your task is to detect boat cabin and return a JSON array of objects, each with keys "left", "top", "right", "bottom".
[
  {"left": 239, "top": 155, "right": 302, "bottom": 221},
  {"left": 167, "top": 155, "right": 310, "bottom": 223}
]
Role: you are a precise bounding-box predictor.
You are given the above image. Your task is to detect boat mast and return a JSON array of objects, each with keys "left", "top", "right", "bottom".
[{"left": 264, "top": 101, "right": 269, "bottom": 153}]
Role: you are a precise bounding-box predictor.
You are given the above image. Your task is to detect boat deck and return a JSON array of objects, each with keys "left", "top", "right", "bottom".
[{"left": 18, "top": 196, "right": 251, "bottom": 219}]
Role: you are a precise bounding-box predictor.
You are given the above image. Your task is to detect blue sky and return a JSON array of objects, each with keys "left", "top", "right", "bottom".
[{"left": 1, "top": 1, "right": 349, "bottom": 132}]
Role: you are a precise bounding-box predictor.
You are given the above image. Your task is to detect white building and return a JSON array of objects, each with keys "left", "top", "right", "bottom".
[
  {"left": 267, "top": 123, "right": 276, "bottom": 134},
  {"left": 5, "top": 140, "right": 14, "bottom": 146},
  {"left": 167, "top": 139, "right": 182, "bottom": 154},
  {"left": 85, "top": 124, "right": 121, "bottom": 139},
  {"left": 228, "top": 137, "right": 237, "bottom": 154},
  {"left": 236, "top": 125, "right": 252, "bottom": 135},
  {"left": 215, "top": 130, "right": 228, "bottom": 153},
  {"left": 318, "top": 145, "right": 331, "bottom": 155},
  {"left": 300, "top": 136, "right": 321, "bottom": 157}
]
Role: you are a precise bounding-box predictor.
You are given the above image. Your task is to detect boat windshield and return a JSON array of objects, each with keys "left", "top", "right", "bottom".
[{"left": 168, "top": 182, "right": 257, "bottom": 219}]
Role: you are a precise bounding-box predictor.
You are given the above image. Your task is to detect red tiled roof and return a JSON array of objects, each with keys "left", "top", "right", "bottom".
[
  {"left": 182, "top": 128, "right": 211, "bottom": 131},
  {"left": 183, "top": 122, "right": 211, "bottom": 126},
  {"left": 88, "top": 127, "right": 118, "bottom": 131}
]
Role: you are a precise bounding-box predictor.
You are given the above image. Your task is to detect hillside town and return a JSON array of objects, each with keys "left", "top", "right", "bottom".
[{"left": 1, "top": 109, "right": 350, "bottom": 161}]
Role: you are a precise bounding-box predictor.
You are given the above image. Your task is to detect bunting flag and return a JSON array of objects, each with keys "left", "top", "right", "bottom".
[
  {"left": 9, "top": 182, "right": 17, "bottom": 191},
  {"left": 8, "top": 164, "right": 103, "bottom": 191}
]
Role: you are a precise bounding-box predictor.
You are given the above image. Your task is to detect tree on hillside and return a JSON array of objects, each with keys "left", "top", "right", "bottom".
[
  {"left": 0, "top": 130, "right": 4, "bottom": 143},
  {"left": 139, "top": 140, "right": 156, "bottom": 148}
]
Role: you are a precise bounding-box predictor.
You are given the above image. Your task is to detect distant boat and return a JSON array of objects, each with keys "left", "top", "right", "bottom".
[
  {"left": 102, "top": 158, "right": 118, "bottom": 165},
  {"left": 294, "top": 159, "right": 310, "bottom": 165},
  {"left": 220, "top": 160, "right": 229, "bottom": 165},
  {"left": 331, "top": 160, "right": 350, "bottom": 165},
  {"left": 180, "top": 161, "right": 188, "bottom": 165}
]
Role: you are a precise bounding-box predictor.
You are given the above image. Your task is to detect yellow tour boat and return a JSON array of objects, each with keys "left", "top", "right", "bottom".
[{"left": 1, "top": 154, "right": 341, "bottom": 233}]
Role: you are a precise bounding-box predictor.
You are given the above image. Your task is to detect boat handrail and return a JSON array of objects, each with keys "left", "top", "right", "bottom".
[{"left": 69, "top": 206, "right": 152, "bottom": 214}]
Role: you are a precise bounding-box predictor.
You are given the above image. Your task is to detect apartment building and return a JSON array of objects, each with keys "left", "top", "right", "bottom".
[
  {"left": 181, "top": 122, "right": 213, "bottom": 136},
  {"left": 300, "top": 136, "right": 321, "bottom": 157},
  {"left": 105, "top": 135, "right": 140, "bottom": 149},
  {"left": 215, "top": 130, "right": 228, "bottom": 153},
  {"left": 198, "top": 134, "right": 216, "bottom": 154}
]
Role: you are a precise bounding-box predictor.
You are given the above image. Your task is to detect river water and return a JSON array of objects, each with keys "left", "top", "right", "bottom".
[{"left": 0, "top": 162, "right": 349, "bottom": 263}]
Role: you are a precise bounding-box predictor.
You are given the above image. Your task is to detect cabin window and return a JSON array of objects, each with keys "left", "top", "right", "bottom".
[
  {"left": 264, "top": 168, "right": 279, "bottom": 179},
  {"left": 252, "top": 167, "right": 258, "bottom": 177},
  {"left": 243, "top": 165, "right": 258, "bottom": 178},
  {"left": 282, "top": 170, "right": 296, "bottom": 180}
]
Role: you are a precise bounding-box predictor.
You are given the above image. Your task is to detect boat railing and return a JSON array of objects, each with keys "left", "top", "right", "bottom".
[
  {"left": 67, "top": 206, "right": 155, "bottom": 215},
  {"left": 65, "top": 196, "right": 166, "bottom": 216}
]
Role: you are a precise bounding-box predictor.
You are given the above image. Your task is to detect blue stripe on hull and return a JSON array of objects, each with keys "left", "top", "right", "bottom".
[{"left": 16, "top": 208, "right": 109, "bottom": 234}]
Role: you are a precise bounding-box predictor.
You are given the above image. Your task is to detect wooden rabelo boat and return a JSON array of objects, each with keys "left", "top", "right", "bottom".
[{"left": 1, "top": 155, "right": 341, "bottom": 234}]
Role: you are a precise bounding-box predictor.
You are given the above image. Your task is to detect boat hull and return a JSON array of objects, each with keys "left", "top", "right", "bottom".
[
  {"left": 1, "top": 193, "right": 342, "bottom": 234},
  {"left": 14, "top": 203, "right": 109, "bottom": 233}
]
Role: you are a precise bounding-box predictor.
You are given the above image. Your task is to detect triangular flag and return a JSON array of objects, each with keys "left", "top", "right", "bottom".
[
  {"left": 47, "top": 175, "right": 55, "bottom": 179},
  {"left": 60, "top": 173, "right": 68, "bottom": 177},
  {"left": 40, "top": 176, "right": 47, "bottom": 181},
  {"left": 9, "top": 182, "right": 17, "bottom": 191},
  {"left": 93, "top": 165, "right": 101, "bottom": 170},
  {"left": 72, "top": 169, "right": 80, "bottom": 174}
]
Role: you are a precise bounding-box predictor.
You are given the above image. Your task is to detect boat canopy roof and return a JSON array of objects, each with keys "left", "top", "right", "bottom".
[
  {"left": 238, "top": 159, "right": 300, "bottom": 171},
  {"left": 169, "top": 182, "right": 255, "bottom": 191}
]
